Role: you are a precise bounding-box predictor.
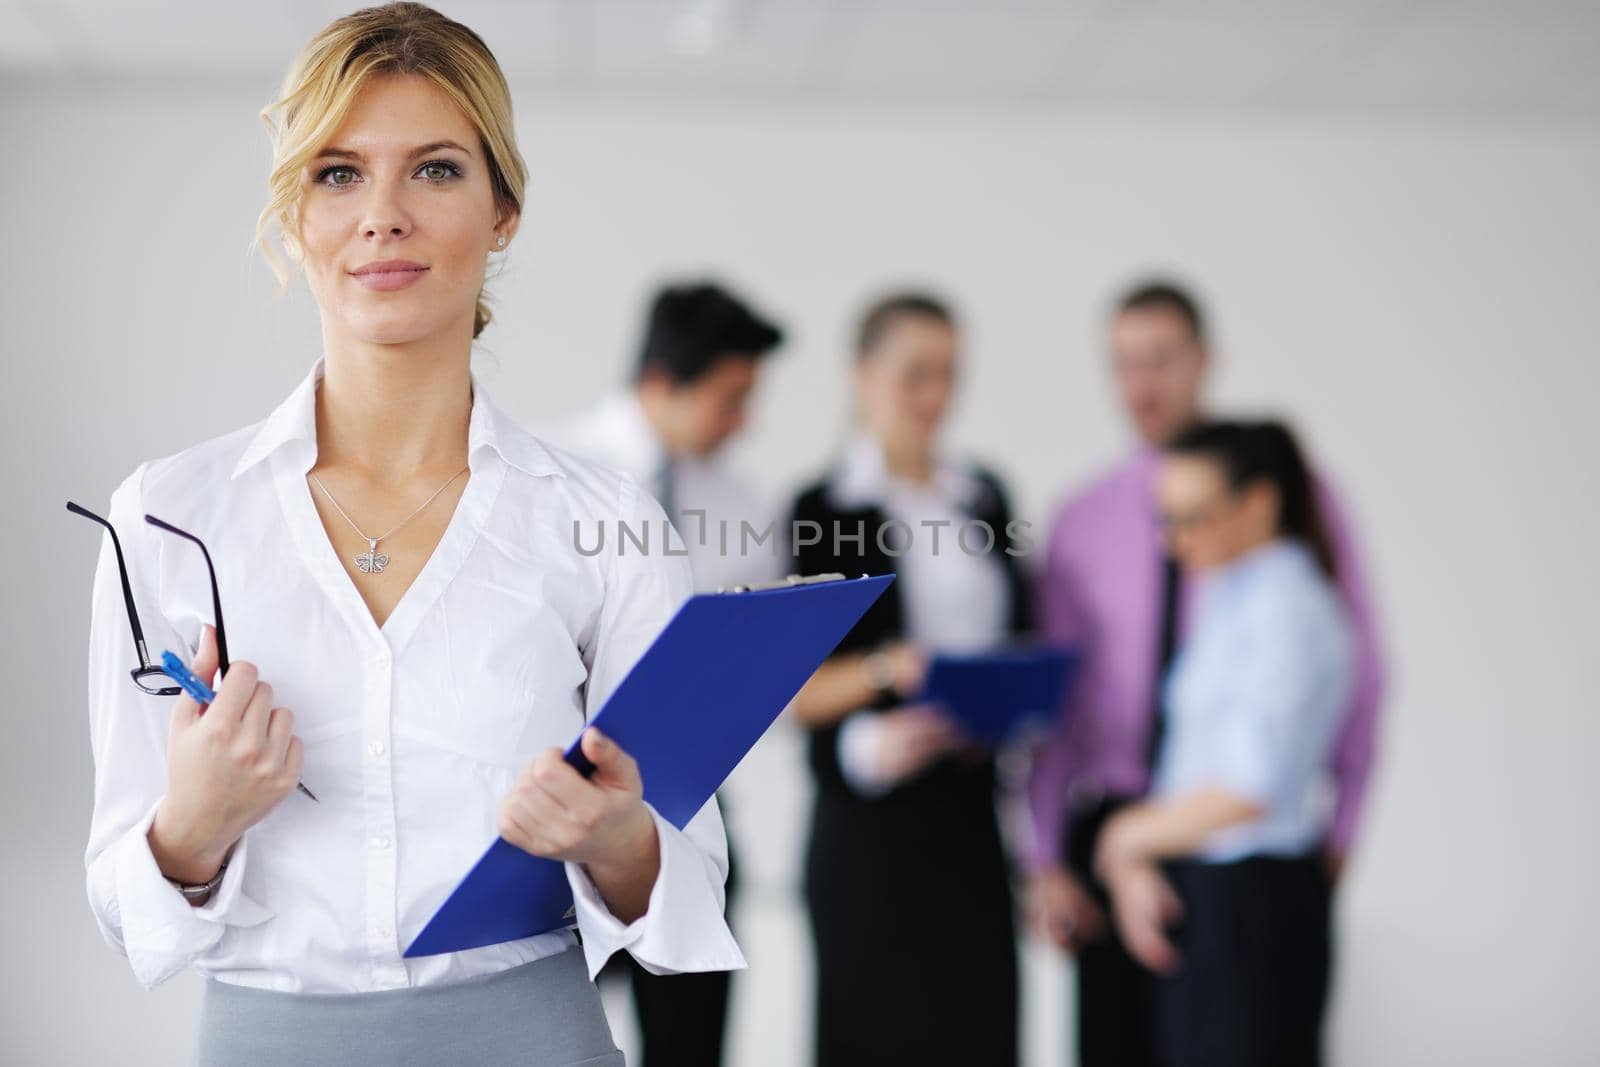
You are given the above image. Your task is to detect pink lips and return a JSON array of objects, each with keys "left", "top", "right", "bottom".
[{"left": 351, "top": 259, "right": 428, "bottom": 291}]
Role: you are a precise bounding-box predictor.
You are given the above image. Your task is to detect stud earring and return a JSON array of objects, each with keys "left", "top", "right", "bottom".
[{"left": 496, "top": 234, "right": 506, "bottom": 248}]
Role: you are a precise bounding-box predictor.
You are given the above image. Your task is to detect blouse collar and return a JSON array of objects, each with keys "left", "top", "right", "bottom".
[
  {"left": 827, "top": 433, "right": 983, "bottom": 512},
  {"left": 231, "top": 356, "right": 566, "bottom": 481},
  {"left": 1207, "top": 538, "right": 1317, "bottom": 599}
]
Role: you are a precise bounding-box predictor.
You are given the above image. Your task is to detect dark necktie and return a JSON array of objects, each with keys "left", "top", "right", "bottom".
[
  {"left": 653, "top": 456, "right": 677, "bottom": 526},
  {"left": 1144, "top": 554, "right": 1182, "bottom": 779}
]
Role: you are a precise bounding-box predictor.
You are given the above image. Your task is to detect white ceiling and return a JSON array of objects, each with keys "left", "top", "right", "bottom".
[{"left": 4, "top": 0, "right": 1598, "bottom": 117}]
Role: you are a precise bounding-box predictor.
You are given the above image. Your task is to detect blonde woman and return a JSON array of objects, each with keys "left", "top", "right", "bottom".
[{"left": 81, "top": 5, "right": 742, "bottom": 1063}]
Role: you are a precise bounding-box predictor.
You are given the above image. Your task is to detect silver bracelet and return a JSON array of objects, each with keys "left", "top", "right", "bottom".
[
  {"left": 860, "top": 648, "right": 896, "bottom": 694},
  {"left": 168, "top": 861, "right": 227, "bottom": 902}
]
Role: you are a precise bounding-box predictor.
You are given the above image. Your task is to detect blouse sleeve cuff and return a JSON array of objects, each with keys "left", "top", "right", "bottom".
[
  {"left": 1212, "top": 746, "right": 1279, "bottom": 810},
  {"left": 837, "top": 712, "right": 894, "bottom": 797},
  {"left": 566, "top": 803, "right": 747, "bottom": 981},
  {"left": 109, "top": 798, "right": 274, "bottom": 989}
]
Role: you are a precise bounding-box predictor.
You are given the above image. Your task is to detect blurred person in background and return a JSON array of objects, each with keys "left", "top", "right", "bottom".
[
  {"left": 560, "top": 280, "right": 785, "bottom": 594},
  {"left": 1025, "top": 280, "right": 1386, "bottom": 1066},
  {"left": 557, "top": 280, "right": 784, "bottom": 1067},
  {"left": 1095, "top": 418, "right": 1355, "bottom": 1066},
  {"left": 786, "top": 292, "right": 1031, "bottom": 1067}
]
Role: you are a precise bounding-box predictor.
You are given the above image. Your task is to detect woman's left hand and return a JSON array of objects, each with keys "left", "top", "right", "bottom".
[
  {"left": 497, "top": 727, "right": 659, "bottom": 878},
  {"left": 1106, "top": 860, "right": 1184, "bottom": 976}
]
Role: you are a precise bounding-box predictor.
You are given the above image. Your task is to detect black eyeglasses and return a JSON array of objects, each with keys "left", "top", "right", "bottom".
[
  {"left": 67, "top": 502, "right": 232, "bottom": 695},
  {"left": 69, "top": 502, "right": 182, "bottom": 695},
  {"left": 142, "top": 513, "right": 232, "bottom": 672},
  {"left": 72, "top": 501, "right": 318, "bottom": 801}
]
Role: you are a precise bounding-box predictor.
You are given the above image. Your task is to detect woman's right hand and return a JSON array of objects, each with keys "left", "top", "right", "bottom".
[
  {"left": 870, "top": 703, "right": 964, "bottom": 785},
  {"left": 147, "top": 624, "right": 304, "bottom": 886}
]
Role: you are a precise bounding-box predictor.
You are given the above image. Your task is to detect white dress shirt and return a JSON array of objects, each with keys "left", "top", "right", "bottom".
[
  {"left": 1154, "top": 539, "right": 1355, "bottom": 862},
  {"left": 551, "top": 391, "right": 797, "bottom": 893},
  {"left": 826, "top": 436, "right": 1012, "bottom": 794},
  {"left": 551, "top": 391, "right": 784, "bottom": 594},
  {"left": 83, "top": 357, "right": 747, "bottom": 993}
]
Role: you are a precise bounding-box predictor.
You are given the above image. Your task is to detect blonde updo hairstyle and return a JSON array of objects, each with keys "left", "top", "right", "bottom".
[{"left": 253, "top": 2, "right": 526, "bottom": 340}]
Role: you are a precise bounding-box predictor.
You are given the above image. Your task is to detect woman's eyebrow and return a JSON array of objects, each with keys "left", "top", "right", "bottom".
[{"left": 313, "top": 140, "right": 471, "bottom": 162}]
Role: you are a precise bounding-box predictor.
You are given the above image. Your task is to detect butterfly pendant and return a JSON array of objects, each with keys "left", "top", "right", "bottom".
[
  {"left": 355, "top": 551, "right": 389, "bottom": 574},
  {"left": 355, "top": 538, "right": 390, "bottom": 574}
]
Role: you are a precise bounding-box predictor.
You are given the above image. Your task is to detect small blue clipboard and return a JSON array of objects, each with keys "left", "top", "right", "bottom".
[
  {"left": 919, "top": 645, "right": 1080, "bottom": 746},
  {"left": 404, "top": 572, "right": 893, "bottom": 958}
]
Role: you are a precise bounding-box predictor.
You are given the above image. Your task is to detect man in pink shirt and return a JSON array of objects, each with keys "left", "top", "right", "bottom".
[{"left": 1025, "top": 281, "right": 1386, "bottom": 1066}]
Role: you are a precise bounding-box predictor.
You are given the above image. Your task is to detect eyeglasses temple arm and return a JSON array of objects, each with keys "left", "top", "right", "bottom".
[
  {"left": 142, "top": 514, "right": 231, "bottom": 677},
  {"left": 66, "top": 501, "right": 153, "bottom": 667}
]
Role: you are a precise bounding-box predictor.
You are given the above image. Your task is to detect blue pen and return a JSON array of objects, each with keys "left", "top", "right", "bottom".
[{"left": 160, "top": 651, "right": 319, "bottom": 802}]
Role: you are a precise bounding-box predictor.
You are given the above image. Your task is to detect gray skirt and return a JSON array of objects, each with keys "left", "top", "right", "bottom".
[{"left": 191, "top": 947, "right": 623, "bottom": 1066}]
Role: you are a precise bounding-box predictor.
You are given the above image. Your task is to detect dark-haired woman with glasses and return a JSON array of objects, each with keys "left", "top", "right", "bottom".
[
  {"left": 79, "top": 5, "right": 740, "bottom": 1064},
  {"left": 1092, "top": 419, "right": 1355, "bottom": 1067}
]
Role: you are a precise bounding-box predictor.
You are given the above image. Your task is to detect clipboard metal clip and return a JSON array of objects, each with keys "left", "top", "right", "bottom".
[{"left": 717, "top": 572, "right": 854, "bottom": 594}]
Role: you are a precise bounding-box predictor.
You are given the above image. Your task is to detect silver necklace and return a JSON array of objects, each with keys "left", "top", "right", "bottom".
[{"left": 309, "top": 465, "right": 469, "bottom": 575}]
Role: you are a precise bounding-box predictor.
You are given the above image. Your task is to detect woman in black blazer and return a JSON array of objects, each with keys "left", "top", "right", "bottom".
[{"left": 788, "top": 292, "right": 1030, "bottom": 1067}]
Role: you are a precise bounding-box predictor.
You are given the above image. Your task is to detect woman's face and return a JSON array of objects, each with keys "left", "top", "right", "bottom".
[
  {"left": 1155, "top": 454, "right": 1277, "bottom": 572},
  {"left": 856, "top": 315, "right": 959, "bottom": 457},
  {"left": 294, "top": 73, "right": 515, "bottom": 349}
]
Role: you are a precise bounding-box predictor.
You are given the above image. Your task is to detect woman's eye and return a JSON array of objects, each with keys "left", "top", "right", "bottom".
[
  {"left": 418, "top": 160, "right": 461, "bottom": 183},
  {"left": 316, "top": 166, "right": 358, "bottom": 187}
]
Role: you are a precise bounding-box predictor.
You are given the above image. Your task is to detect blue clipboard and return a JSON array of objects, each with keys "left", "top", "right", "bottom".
[
  {"left": 919, "top": 645, "right": 1080, "bottom": 746},
  {"left": 404, "top": 572, "right": 894, "bottom": 958}
]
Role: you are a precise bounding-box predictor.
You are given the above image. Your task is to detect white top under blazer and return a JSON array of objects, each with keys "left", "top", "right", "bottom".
[{"left": 83, "top": 356, "right": 746, "bottom": 993}]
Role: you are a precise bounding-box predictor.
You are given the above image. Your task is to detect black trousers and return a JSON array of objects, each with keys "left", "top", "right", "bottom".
[
  {"left": 625, "top": 959, "right": 731, "bottom": 1067},
  {"left": 806, "top": 786, "right": 1018, "bottom": 1067},
  {"left": 1066, "top": 799, "right": 1331, "bottom": 1067},
  {"left": 618, "top": 836, "right": 739, "bottom": 1067},
  {"left": 1066, "top": 796, "right": 1160, "bottom": 1067},
  {"left": 1156, "top": 855, "right": 1331, "bottom": 1067}
]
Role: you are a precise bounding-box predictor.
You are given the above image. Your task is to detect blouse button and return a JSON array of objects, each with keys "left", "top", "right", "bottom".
[
  {"left": 368, "top": 740, "right": 387, "bottom": 758},
  {"left": 372, "top": 832, "right": 391, "bottom": 850}
]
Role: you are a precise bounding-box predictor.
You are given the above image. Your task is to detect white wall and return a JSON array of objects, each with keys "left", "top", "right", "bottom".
[{"left": 3, "top": 79, "right": 1596, "bottom": 1065}]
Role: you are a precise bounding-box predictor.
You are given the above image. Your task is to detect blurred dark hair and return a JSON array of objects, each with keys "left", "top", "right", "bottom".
[
  {"left": 634, "top": 281, "right": 783, "bottom": 385},
  {"left": 855, "top": 291, "right": 957, "bottom": 361},
  {"left": 1115, "top": 279, "right": 1205, "bottom": 344},
  {"left": 1165, "top": 418, "right": 1336, "bottom": 578}
]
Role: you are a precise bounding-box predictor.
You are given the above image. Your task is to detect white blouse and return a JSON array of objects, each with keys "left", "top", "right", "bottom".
[
  {"left": 826, "top": 436, "right": 1012, "bottom": 794},
  {"left": 83, "top": 357, "right": 746, "bottom": 993}
]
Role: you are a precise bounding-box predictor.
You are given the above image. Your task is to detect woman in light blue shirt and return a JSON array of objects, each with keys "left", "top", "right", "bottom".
[{"left": 1092, "top": 419, "right": 1356, "bottom": 1067}]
